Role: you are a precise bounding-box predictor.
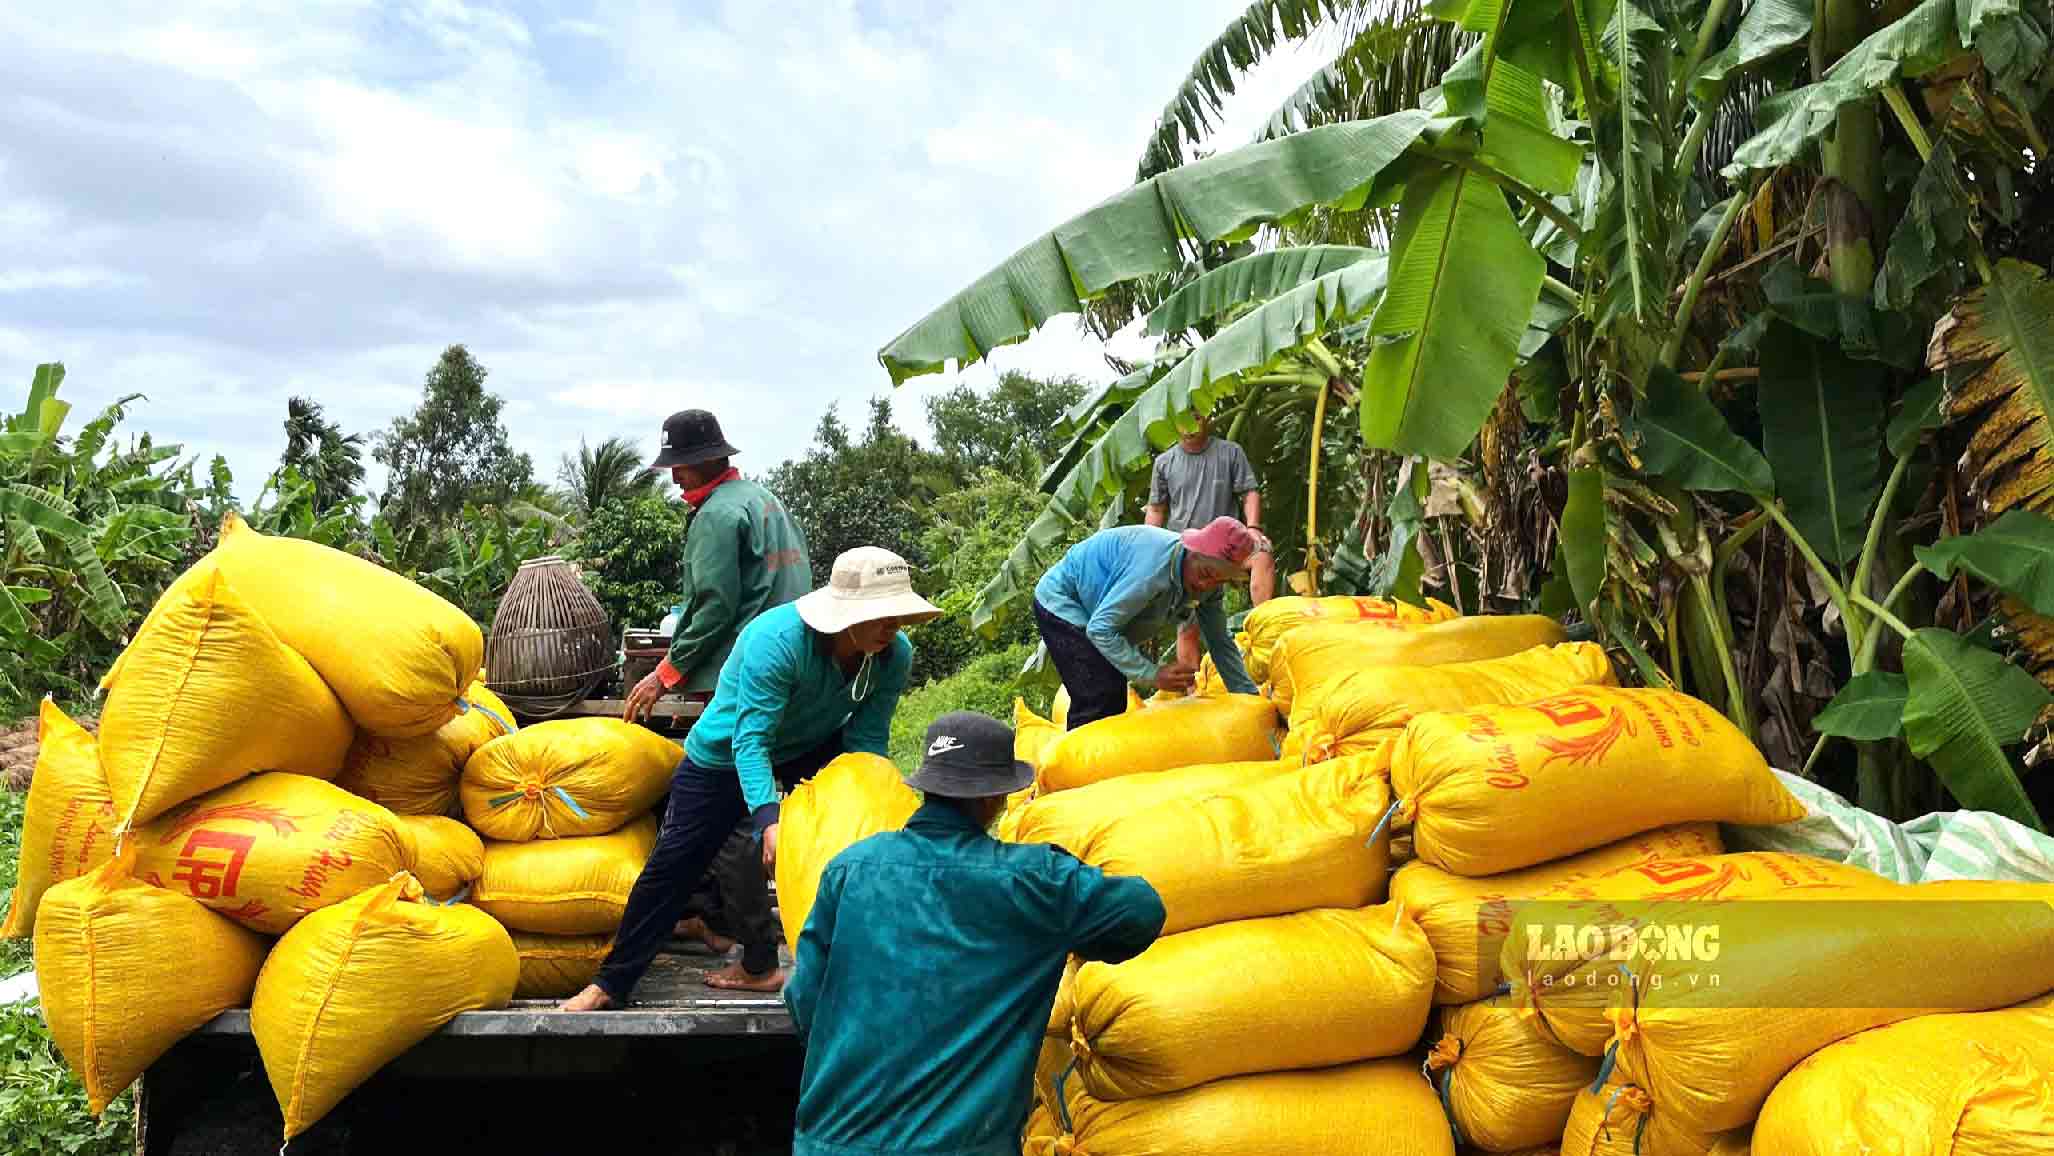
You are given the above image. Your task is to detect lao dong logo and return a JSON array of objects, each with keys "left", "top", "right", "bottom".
[{"left": 1526, "top": 921, "right": 1723, "bottom": 964}]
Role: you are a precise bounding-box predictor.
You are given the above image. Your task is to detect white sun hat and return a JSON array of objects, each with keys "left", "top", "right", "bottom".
[{"left": 795, "top": 546, "right": 943, "bottom": 634}]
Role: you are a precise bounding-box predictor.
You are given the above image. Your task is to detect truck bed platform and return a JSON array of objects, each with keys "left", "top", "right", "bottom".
[{"left": 196, "top": 949, "right": 794, "bottom": 1038}]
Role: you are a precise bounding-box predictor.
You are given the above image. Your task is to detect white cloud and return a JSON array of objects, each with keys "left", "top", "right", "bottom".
[
  {"left": 0, "top": 267, "right": 139, "bottom": 293},
  {"left": 0, "top": 0, "right": 1345, "bottom": 499}
]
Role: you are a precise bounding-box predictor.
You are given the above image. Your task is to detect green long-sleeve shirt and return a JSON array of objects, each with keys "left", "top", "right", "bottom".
[{"left": 666, "top": 477, "right": 812, "bottom": 692}]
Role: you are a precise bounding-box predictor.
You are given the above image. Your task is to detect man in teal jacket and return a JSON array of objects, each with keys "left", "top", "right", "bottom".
[
  {"left": 561, "top": 547, "right": 941, "bottom": 1011},
  {"left": 784, "top": 712, "right": 1165, "bottom": 1156},
  {"left": 623, "top": 408, "right": 812, "bottom": 992},
  {"left": 1033, "top": 516, "right": 1262, "bottom": 730}
]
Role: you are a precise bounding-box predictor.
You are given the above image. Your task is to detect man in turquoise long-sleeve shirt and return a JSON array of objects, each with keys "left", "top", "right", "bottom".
[
  {"left": 561, "top": 547, "right": 942, "bottom": 1011},
  {"left": 785, "top": 712, "right": 1164, "bottom": 1156},
  {"left": 1033, "top": 517, "right": 1261, "bottom": 730}
]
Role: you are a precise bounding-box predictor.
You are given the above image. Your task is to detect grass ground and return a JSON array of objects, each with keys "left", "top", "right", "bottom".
[{"left": 0, "top": 786, "right": 136, "bottom": 1155}]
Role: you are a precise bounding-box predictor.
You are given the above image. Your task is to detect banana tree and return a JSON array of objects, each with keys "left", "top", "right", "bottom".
[{"left": 880, "top": 0, "right": 2053, "bottom": 822}]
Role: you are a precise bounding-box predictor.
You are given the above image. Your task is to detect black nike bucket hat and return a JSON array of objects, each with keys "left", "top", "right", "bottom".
[
  {"left": 650, "top": 409, "right": 741, "bottom": 470},
  {"left": 906, "top": 712, "right": 1034, "bottom": 798}
]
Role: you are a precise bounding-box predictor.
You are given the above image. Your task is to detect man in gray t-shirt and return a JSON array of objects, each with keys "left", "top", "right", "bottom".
[{"left": 1145, "top": 414, "right": 1275, "bottom": 668}]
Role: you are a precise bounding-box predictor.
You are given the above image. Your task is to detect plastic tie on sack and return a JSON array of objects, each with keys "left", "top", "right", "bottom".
[
  {"left": 1052, "top": 1055, "right": 1080, "bottom": 1136},
  {"left": 1591, "top": 1038, "right": 1621, "bottom": 1093},
  {"left": 552, "top": 787, "right": 592, "bottom": 820},
  {"left": 1426, "top": 1053, "right": 1468, "bottom": 1149},
  {"left": 1366, "top": 797, "right": 1403, "bottom": 849},
  {"left": 1596, "top": 1084, "right": 1653, "bottom": 1155},
  {"left": 454, "top": 695, "right": 515, "bottom": 737}
]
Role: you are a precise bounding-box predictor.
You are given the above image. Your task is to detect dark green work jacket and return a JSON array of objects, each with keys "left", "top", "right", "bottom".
[{"left": 667, "top": 476, "right": 811, "bottom": 692}]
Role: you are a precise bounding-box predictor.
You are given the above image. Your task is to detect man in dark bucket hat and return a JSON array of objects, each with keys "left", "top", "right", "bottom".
[
  {"left": 781, "top": 712, "right": 1165, "bottom": 1156},
  {"left": 626, "top": 407, "right": 812, "bottom": 994}
]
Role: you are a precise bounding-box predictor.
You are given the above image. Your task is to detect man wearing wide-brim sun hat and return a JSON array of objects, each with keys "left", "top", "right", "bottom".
[{"left": 560, "top": 546, "right": 942, "bottom": 1012}]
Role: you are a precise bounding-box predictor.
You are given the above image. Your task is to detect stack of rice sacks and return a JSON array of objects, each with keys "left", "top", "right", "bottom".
[{"left": 1, "top": 513, "right": 675, "bottom": 1143}]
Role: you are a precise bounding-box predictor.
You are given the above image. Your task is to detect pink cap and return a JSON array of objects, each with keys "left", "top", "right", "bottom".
[{"left": 1180, "top": 516, "right": 1269, "bottom": 565}]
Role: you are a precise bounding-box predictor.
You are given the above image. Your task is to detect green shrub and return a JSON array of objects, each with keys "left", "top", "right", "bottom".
[
  {"left": 886, "top": 644, "right": 1053, "bottom": 774},
  {"left": 574, "top": 496, "right": 688, "bottom": 632}
]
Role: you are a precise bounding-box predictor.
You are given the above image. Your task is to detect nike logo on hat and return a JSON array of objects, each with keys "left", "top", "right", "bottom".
[{"left": 927, "top": 735, "right": 964, "bottom": 757}]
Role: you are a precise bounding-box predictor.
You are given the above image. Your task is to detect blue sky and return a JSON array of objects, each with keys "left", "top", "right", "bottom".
[{"left": 1, "top": 1, "right": 1326, "bottom": 496}]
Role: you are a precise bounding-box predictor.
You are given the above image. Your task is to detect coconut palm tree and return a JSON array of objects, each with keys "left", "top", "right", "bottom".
[
  {"left": 556, "top": 436, "right": 663, "bottom": 523},
  {"left": 280, "top": 397, "right": 366, "bottom": 515}
]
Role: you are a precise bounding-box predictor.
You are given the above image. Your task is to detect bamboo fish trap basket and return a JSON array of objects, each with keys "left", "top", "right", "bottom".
[{"left": 485, "top": 556, "right": 615, "bottom": 718}]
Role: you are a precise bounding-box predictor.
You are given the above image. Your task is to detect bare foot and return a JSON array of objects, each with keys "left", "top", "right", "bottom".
[
  {"left": 557, "top": 984, "right": 616, "bottom": 1012},
  {"left": 673, "top": 915, "right": 736, "bottom": 953},
  {"left": 704, "top": 961, "right": 786, "bottom": 992}
]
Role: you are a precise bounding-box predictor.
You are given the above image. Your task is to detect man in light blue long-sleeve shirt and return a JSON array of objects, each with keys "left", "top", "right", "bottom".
[
  {"left": 561, "top": 547, "right": 941, "bottom": 1011},
  {"left": 1032, "top": 517, "right": 1261, "bottom": 730}
]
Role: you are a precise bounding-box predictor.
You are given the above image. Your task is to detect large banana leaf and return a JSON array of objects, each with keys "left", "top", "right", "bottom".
[
  {"left": 970, "top": 258, "right": 1391, "bottom": 630},
  {"left": 1137, "top": 0, "right": 1373, "bottom": 178},
  {"left": 1940, "top": 260, "right": 2054, "bottom": 520},
  {"left": 1915, "top": 509, "right": 2054, "bottom": 616},
  {"left": 880, "top": 112, "right": 1437, "bottom": 384},
  {"left": 1900, "top": 627, "right": 2048, "bottom": 830},
  {"left": 1876, "top": 140, "right": 1977, "bottom": 313},
  {"left": 1757, "top": 321, "right": 1884, "bottom": 566},
  {"left": 0, "top": 483, "right": 90, "bottom": 541},
  {"left": 1360, "top": 163, "right": 1545, "bottom": 459},
  {"left": 17, "top": 363, "right": 63, "bottom": 431},
  {"left": 1726, "top": 0, "right": 1976, "bottom": 176},
  {"left": 1147, "top": 245, "right": 1385, "bottom": 336},
  {"left": 1596, "top": 0, "right": 1672, "bottom": 321},
  {"left": 1812, "top": 670, "right": 1910, "bottom": 739},
  {"left": 1561, "top": 464, "right": 1607, "bottom": 613},
  {"left": 1258, "top": 17, "right": 1472, "bottom": 142},
  {"left": 1693, "top": 0, "right": 1811, "bottom": 100},
  {"left": 1635, "top": 365, "right": 1777, "bottom": 494},
  {"left": 1440, "top": 42, "right": 1584, "bottom": 196}
]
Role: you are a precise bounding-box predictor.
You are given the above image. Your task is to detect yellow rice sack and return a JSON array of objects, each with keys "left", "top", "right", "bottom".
[
  {"left": 1290, "top": 643, "right": 1616, "bottom": 764},
  {"left": 99, "top": 565, "right": 353, "bottom": 828},
  {"left": 1006, "top": 758, "right": 1297, "bottom": 854},
  {"left": 212, "top": 512, "right": 484, "bottom": 738},
  {"left": 1, "top": 700, "right": 117, "bottom": 938},
  {"left": 775, "top": 753, "right": 920, "bottom": 946},
  {"left": 1071, "top": 753, "right": 1391, "bottom": 934},
  {"left": 1503, "top": 852, "right": 1888, "bottom": 1055},
  {"left": 1390, "top": 823, "right": 1724, "bottom": 1004},
  {"left": 1430, "top": 996, "right": 1598, "bottom": 1152},
  {"left": 1035, "top": 1057, "right": 1456, "bottom": 1156},
  {"left": 509, "top": 931, "right": 613, "bottom": 999},
  {"left": 34, "top": 853, "right": 269, "bottom": 1113},
  {"left": 133, "top": 772, "right": 410, "bottom": 934},
  {"left": 1270, "top": 614, "right": 1565, "bottom": 715},
  {"left": 1393, "top": 687, "right": 1803, "bottom": 875},
  {"left": 1013, "top": 698, "right": 1062, "bottom": 770},
  {"left": 1753, "top": 998, "right": 2054, "bottom": 1156},
  {"left": 1071, "top": 903, "right": 1435, "bottom": 1100},
  {"left": 1036, "top": 694, "right": 1280, "bottom": 793},
  {"left": 1050, "top": 684, "right": 1146, "bottom": 728},
  {"left": 1610, "top": 876, "right": 2054, "bottom": 1136},
  {"left": 468, "top": 815, "right": 658, "bottom": 934},
  {"left": 392, "top": 814, "right": 485, "bottom": 900},
  {"left": 461, "top": 718, "right": 679, "bottom": 840},
  {"left": 336, "top": 680, "right": 516, "bottom": 815},
  {"left": 252, "top": 873, "right": 517, "bottom": 1142},
  {"left": 1243, "top": 594, "right": 1460, "bottom": 683},
  {"left": 1561, "top": 1084, "right": 1714, "bottom": 1156}
]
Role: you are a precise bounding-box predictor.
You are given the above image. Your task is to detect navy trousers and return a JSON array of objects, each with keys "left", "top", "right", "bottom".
[
  {"left": 1033, "top": 599, "right": 1130, "bottom": 731},
  {"left": 595, "top": 735, "right": 844, "bottom": 1000}
]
